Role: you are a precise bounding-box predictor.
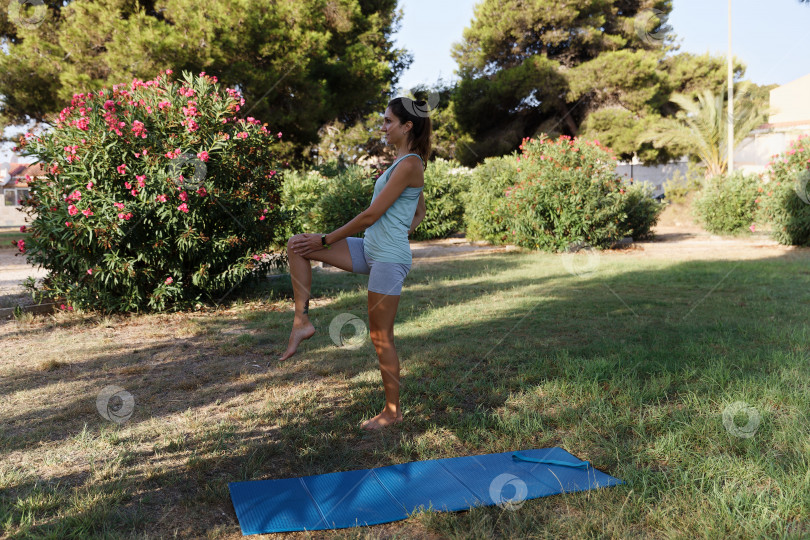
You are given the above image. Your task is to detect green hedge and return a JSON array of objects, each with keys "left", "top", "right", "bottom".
[
  {"left": 281, "top": 158, "right": 470, "bottom": 242},
  {"left": 280, "top": 165, "right": 375, "bottom": 238},
  {"left": 460, "top": 153, "right": 519, "bottom": 243},
  {"left": 411, "top": 158, "right": 471, "bottom": 240},
  {"left": 694, "top": 171, "right": 761, "bottom": 234},
  {"left": 623, "top": 181, "right": 664, "bottom": 240}
]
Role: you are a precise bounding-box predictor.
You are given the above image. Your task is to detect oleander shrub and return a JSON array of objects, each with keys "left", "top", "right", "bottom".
[
  {"left": 461, "top": 154, "right": 519, "bottom": 243},
  {"left": 694, "top": 171, "right": 761, "bottom": 234},
  {"left": 492, "top": 135, "right": 658, "bottom": 251},
  {"left": 12, "top": 70, "right": 288, "bottom": 313},
  {"left": 759, "top": 135, "right": 810, "bottom": 245},
  {"left": 411, "top": 158, "right": 472, "bottom": 240}
]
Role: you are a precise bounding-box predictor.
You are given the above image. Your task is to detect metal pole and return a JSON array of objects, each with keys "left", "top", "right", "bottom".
[{"left": 727, "top": 0, "right": 734, "bottom": 174}]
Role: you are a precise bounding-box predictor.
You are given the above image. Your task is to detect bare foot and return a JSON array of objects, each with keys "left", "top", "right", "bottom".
[
  {"left": 360, "top": 410, "right": 403, "bottom": 431},
  {"left": 278, "top": 320, "right": 315, "bottom": 362}
]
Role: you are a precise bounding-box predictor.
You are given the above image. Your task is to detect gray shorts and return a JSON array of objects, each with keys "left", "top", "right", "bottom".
[{"left": 346, "top": 237, "right": 411, "bottom": 296}]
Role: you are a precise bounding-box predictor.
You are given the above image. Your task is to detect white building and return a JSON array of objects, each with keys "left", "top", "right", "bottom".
[
  {"left": 0, "top": 162, "right": 44, "bottom": 227},
  {"left": 735, "top": 73, "right": 810, "bottom": 174}
]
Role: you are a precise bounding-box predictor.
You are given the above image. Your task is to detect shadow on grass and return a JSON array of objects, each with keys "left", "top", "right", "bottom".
[{"left": 2, "top": 248, "right": 809, "bottom": 537}]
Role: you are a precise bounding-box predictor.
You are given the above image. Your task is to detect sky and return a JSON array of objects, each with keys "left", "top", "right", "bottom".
[
  {"left": 3, "top": 0, "right": 810, "bottom": 163},
  {"left": 392, "top": 0, "right": 810, "bottom": 92}
]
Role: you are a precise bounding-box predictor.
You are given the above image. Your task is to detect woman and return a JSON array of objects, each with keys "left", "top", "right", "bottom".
[{"left": 279, "top": 97, "right": 431, "bottom": 431}]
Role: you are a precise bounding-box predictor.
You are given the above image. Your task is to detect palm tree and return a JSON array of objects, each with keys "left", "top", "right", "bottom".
[{"left": 639, "top": 82, "right": 768, "bottom": 178}]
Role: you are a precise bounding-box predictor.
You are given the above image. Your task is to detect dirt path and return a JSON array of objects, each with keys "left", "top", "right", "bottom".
[{"left": 0, "top": 249, "right": 46, "bottom": 308}]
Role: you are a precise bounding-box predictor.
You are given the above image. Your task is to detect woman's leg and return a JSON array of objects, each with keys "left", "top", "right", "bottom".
[
  {"left": 361, "top": 290, "right": 404, "bottom": 430},
  {"left": 279, "top": 234, "right": 355, "bottom": 361}
]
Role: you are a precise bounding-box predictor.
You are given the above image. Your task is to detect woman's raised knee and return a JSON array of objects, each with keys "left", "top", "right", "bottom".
[{"left": 286, "top": 234, "right": 304, "bottom": 248}]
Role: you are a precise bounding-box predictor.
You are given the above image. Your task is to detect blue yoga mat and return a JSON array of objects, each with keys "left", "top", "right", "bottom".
[{"left": 228, "top": 447, "right": 624, "bottom": 535}]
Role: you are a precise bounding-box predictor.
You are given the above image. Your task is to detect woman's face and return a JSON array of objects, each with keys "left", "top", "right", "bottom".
[{"left": 381, "top": 107, "right": 409, "bottom": 147}]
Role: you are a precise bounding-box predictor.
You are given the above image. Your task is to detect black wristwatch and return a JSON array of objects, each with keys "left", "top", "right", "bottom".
[{"left": 321, "top": 234, "right": 331, "bottom": 249}]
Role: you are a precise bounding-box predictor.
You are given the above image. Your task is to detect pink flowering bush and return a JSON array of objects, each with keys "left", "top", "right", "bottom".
[
  {"left": 758, "top": 135, "right": 810, "bottom": 246},
  {"left": 13, "top": 70, "right": 288, "bottom": 313},
  {"left": 487, "top": 135, "right": 662, "bottom": 251}
]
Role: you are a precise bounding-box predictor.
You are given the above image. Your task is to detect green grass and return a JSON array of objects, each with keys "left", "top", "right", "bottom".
[{"left": 1, "top": 249, "right": 809, "bottom": 538}]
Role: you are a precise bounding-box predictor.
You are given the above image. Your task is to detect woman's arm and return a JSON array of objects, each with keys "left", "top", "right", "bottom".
[
  {"left": 292, "top": 160, "right": 420, "bottom": 256},
  {"left": 408, "top": 192, "right": 426, "bottom": 235}
]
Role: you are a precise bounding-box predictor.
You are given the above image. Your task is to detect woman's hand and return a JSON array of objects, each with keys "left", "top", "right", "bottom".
[{"left": 289, "top": 233, "right": 324, "bottom": 257}]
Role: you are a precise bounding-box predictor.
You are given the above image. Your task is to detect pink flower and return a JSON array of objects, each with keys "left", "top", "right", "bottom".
[
  {"left": 68, "top": 204, "right": 78, "bottom": 216},
  {"left": 118, "top": 212, "right": 126, "bottom": 219},
  {"left": 177, "top": 202, "right": 189, "bottom": 213},
  {"left": 82, "top": 209, "right": 94, "bottom": 217},
  {"left": 179, "top": 191, "right": 188, "bottom": 201},
  {"left": 156, "top": 194, "right": 167, "bottom": 203},
  {"left": 87, "top": 268, "right": 93, "bottom": 274},
  {"left": 65, "top": 221, "right": 72, "bottom": 227},
  {"left": 19, "top": 225, "right": 26, "bottom": 232},
  {"left": 165, "top": 277, "right": 173, "bottom": 284},
  {"left": 114, "top": 202, "right": 125, "bottom": 209},
  {"left": 259, "top": 215, "right": 265, "bottom": 221},
  {"left": 196, "top": 187, "right": 208, "bottom": 197},
  {"left": 17, "top": 239, "right": 25, "bottom": 253},
  {"left": 136, "top": 174, "right": 146, "bottom": 188},
  {"left": 86, "top": 182, "right": 93, "bottom": 190},
  {"left": 749, "top": 224, "right": 756, "bottom": 232},
  {"left": 124, "top": 181, "right": 132, "bottom": 189},
  {"left": 117, "top": 164, "right": 127, "bottom": 174},
  {"left": 130, "top": 189, "right": 138, "bottom": 196},
  {"left": 132, "top": 120, "right": 147, "bottom": 138},
  {"left": 134, "top": 152, "right": 141, "bottom": 158},
  {"left": 197, "top": 151, "right": 209, "bottom": 162},
  {"left": 277, "top": 132, "right": 282, "bottom": 138}
]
